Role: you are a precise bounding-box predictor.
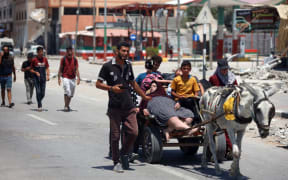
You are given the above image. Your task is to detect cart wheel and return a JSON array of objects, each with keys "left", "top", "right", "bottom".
[
  {"left": 206, "top": 133, "right": 227, "bottom": 162},
  {"left": 142, "top": 126, "right": 163, "bottom": 163},
  {"left": 178, "top": 137, "right": 200, "bottom": 155}
]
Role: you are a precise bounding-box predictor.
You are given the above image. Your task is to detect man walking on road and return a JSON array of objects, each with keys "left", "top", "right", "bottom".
[
  {"left": 0, "top": 45, "right": 16, "bottom": 108},
  {"left": 96, "top": 41, "right": 150, "bottom": 173},
  {"left": 21, "top": 52, "right": 35, "bottom": 105},
  {"left": 58, "top": 47, "right": 80, "bottom": 112},
  {"left": 30, "top": 46, "right": 50, "bottom": 112}
]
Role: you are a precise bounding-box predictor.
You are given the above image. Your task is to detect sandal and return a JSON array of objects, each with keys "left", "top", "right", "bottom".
[{"left": 8, "top": 103, "right": 14, "bottom": 108}]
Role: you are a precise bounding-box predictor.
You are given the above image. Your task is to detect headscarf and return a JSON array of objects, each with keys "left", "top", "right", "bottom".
[
  {"left": 215, "top": 67, "right": 236, "bottom": 85},
  {"left": 215, "top": 59, "right": 236, "bottom": 85},
  {"left": 139, "top": 81, "right": 167, "bottom": 110}
]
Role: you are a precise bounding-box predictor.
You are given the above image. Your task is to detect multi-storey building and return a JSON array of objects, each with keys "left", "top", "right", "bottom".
[
  {"left": 12, "top": 0, "right": 42, "bottom": 50},
  {"left": 0, "top": 0, "right": 13, "bottom": 37}
]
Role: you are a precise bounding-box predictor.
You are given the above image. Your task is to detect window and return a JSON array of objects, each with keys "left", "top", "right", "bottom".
[
  {"left": 64, "top": 8, "right": 93, "bottom": 15},
  {"left": 64, "top": 8, "right": 77, "bottom": 15},
  {"left": 99, "top": 8, "right": 113, "bottom": 16},
  {"left": 3, "top": 7, "right": 6, "bottom": 19},
  {"left": 9, "top": 5, "right": 12, "bottom": 18},
  {"left": 80, "top": 8, "right": 92, "bottom": 15}
]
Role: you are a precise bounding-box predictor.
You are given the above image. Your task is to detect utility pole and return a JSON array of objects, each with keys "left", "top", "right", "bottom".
[
  {"left": 208, "top": 0, "right": 213, "bottom": 69},
  {"left": 92, "top": 0, "right": 96, "bottom": 62},
  {"left": 203, "top": 23, "right": 207, "bottom": 79},
  {"left": 177, "top": 0, "right": 181, "bottom": 67},
  {"left": 45, "top": 0, "right": 49, "bottom": 54},
  {"left": 75, "top": 0, "right": 81, "bottom": 55},
  {"left": 23, "top": 0, "right": 28, "bottom": 53},
  {"left": 104, "top": 0, "right": 107, "bottom": 61}
]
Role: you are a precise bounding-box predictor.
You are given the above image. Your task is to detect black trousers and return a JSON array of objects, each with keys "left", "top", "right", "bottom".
[
  {"left": 34, "top": 78, "right": 46, "bottom": 108},
  {"left": 179, "top": 97, "right": 201, "bottom": 123}
]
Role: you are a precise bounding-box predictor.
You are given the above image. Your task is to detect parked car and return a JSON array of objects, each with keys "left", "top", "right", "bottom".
[{"left": 27, "top": 45, "right": 46, "bottom": 56}]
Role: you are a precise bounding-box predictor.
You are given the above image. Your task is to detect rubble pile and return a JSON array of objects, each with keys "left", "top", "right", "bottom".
[
  {"left": 242, "top": 69, "right": 288, "bottom": 81},
  {"left": 232, "top": 68, "right": 288, "bottom": 93},
  {"left": 269, "top": 122, "right": 288, "bottom": 145},
  {"left": 248, "top": 119, "right": 288, "bottom": 146}
]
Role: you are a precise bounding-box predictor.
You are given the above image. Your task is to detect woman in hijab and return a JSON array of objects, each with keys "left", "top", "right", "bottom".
[
  {"left": 208, "top": 58, "right": 237, "bottom": 160},
  {"left": 209, "top": 58, "right": 237, "bottom": 86},
  {"left": 140, "top": 81, "right": 198, "bottom": 140}
]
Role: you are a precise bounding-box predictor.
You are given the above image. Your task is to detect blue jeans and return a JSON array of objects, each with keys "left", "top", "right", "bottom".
[
  {"left": 34, "top": 78, "right": 46, "bottom": 108},
  {"left": 0, "top": 75, "right": 12, "bottom": 89}
]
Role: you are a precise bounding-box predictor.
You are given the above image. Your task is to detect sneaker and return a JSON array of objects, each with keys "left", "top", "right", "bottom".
[
  {"left": 37, "top": 107, "right": 43, "bottom": 112},
  {"left": 108, "top": 150, "right": 112, "bottom": 158},
  {"left": 8, "top": 103, "right": 15, "bottom": 108},
  {"left": 27, "top": 101, "right": 32, "bottom": 105},
  {"left": 120, "top": 154, "right": 129, "bottom": 170},
  {"left": 1, "top": 102, "right": 5, "bottom": 107},
  {"left": 64, "top": 106, "right": 69, "bottom": 112},
  {"left": 113, "top": 163, "right": 124, "bottom": 173},
  {"left": 129, "top": 153, "right": 139, "bottom": 163},
  {"left": 68, "top": 106, "right": 71, "bottom": 111}
]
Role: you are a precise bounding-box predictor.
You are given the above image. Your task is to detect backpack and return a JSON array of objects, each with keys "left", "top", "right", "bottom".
[
  {"left": 61, "top": 56, "right": 77, "bottom": 73},
  {"left": 141, "top": 73, "right": 163, "bottom": 91}
]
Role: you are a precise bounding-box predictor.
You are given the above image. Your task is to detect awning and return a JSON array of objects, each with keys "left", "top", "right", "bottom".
[
  {"left": 59, "top": 29, "right": 162, "bottom": 38},
  {"left": 168, "top": 0, "right": 286, "bottom": 7}
]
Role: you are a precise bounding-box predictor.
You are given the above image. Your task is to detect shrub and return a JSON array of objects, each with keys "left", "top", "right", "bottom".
[{"left": 146, "top": 47, "right": 159, "bottom": 57}]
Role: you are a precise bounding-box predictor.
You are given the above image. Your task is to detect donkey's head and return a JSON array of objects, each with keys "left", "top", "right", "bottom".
[{"left": 243, "top": 83, "right": 277, "bottom": 138}]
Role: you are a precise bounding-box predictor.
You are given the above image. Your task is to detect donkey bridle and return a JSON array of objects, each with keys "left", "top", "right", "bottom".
[{"left": 253, "top": 92, "right": 275, "bottom": 130}]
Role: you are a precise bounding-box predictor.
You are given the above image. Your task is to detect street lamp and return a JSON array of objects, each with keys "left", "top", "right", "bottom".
[
  {"left": 104, "top": 0, "right": 107, "bottom": 61},
  {"left": 177, "top": 0, "right": 181, "bottom": 67}
]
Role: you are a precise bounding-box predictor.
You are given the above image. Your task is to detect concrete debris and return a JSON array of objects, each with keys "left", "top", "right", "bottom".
[
  {"left": 248, "top": 119, "right": 288, "bottom": 146},
  {"left": 233, "top": 67, "right": 288, "bottom": 93}
]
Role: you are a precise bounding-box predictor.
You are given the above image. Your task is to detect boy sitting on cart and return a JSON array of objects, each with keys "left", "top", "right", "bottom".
[{"left": 170, "top": 61, "right": 201, "bottom": 119}]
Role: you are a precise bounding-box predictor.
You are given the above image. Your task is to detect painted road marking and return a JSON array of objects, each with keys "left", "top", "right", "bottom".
[
  {"left": 27, "top": 114, "right": 57, "bottom": 126},
  {"left": 147, "top": 164, "right": 198, "bottom": 180}
]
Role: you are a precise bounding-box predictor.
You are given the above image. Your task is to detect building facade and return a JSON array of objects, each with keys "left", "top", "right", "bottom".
[
  {"left": 0, "top": 0, "right": 13, "bottom": 37},
  {"left": 12, "top": 0, "right": 42, "bottom": 50}
]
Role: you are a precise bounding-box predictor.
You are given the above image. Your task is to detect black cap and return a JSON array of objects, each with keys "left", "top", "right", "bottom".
[
  {"left": 217, "top": 59, "right": 229, "bottom": 70},
  {"left": 27, "top": 52, "right": 34, "bottom": 58}
]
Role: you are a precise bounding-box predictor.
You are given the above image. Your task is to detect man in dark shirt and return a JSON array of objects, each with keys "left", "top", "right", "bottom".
[
  {"left": 58, "top": 47, "right": 80, "bottom": 112},
  {"left": 96, "top": 41, "right": 150, "bottom": 173},
  {"left": 0, "top": 45, "right": 16, "bottom": 108},
  {"left": 21, "top": 52, "right": 35, "bottom": 105},
  {"left": 30, "top": 46, "right": 50, "bottom": 111}
]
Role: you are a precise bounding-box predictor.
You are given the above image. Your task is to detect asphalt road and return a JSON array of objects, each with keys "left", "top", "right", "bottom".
[{"left": 0, "top": 58, "right": 287, "bottom": 180}]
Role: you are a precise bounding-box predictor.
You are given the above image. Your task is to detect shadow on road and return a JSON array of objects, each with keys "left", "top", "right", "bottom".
[
  {"left": 92, "top": 165, "right": 136, "bottom": 171},
  {"left": 147, "top": 149, "right": 250, "bottom": 180},
  {"left": 277, "top": 145, "right": 288, "bottom": 150},
  {"left": 30, "top": 108, "right": 48, "bottom": 112},
  {"left": 56, "top": 109, "right": 78, "bottom": 112}
]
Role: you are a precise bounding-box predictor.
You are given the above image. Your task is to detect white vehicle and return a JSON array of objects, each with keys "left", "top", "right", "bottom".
[{"left": 27, "top": 45, "right": 46, "bottom": 56}]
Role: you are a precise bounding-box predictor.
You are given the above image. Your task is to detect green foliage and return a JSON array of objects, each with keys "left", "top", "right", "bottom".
[
  {"left": 186, "top": 6, "right": 202, "bottom": 21},
  {"left": 112, "top": 46, "right": 117, "bottom": 54},
  {"left": 146, "top": 47, "right": 159, "bottom": 57},
  {"left": 184, "top": 5, "right": 218, "bottom": 22}
]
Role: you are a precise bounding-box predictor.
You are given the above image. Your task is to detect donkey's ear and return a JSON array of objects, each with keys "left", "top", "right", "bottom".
[{"left": 265, "top": 83, "right": 281, "bottom": 97}]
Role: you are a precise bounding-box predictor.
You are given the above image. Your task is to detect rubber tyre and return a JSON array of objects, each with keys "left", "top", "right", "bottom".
[
  {"left": 142, "top": 126, "right": 163, "bottom": 163},
  {"left": 206, "top": 133, "right": 227, "bottom": 161},
  {"left": 178, "top": 137, "right": 200, "bottom": 155}
]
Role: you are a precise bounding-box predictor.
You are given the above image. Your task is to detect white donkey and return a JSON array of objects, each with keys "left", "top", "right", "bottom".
[{"left": 200, "top": 83, "right": 277, "bottom": 178}]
